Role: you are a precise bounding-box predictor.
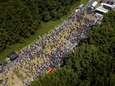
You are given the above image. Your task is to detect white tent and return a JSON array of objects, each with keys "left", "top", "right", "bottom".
[
  {"left": 92, "top": 1, "right": 98, "bottom": 7},
  {"left": 96, "top": 6, "right": 109, "bottom": 13},
  {"left": 101, "top": 3, "right": 115, "bottom": 9}
]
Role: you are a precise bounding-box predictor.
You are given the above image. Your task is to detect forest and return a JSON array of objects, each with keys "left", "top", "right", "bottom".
[
  {"left": 0, "top": 0, "right": 115, "bottom": 86},
  {"left": 0, "top": 0, "right": 80, "bottom": 52},
  {"left": 31, "top": 12, "right": 115, "bottom": 86}
]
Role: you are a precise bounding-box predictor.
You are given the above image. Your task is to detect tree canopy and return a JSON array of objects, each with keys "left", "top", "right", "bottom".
[
  {"left": 0, "top": 0, "right": 80, "bottom": 52},
  {"left": 31, "top": 12, "right": 115, "bottom": 86}
]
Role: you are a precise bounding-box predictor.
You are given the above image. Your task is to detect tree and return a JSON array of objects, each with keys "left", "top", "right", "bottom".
[
  {"left": 0, "top": 0, "right": 78, "bottom": 52},
  {"left": 31, "top": 12, "right": 115, "bottom": 86}
]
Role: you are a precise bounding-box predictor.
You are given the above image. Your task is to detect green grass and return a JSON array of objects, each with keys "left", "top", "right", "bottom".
[
  {"left": 0, "top": 17, "right": 66, "bottom": 61},
  {"left": 0, "top": 0, "right": 88, "bottom": 61},
  {"left": 80, "top": 0, "right": 88, "bottom": 5}
]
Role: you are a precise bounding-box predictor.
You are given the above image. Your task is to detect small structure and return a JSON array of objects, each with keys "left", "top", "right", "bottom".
[
  {"left": 9, "top": 52, "right": 18, "bottom": 61},
  {"left": 75, "top": 9, "right": 79, "bottom": 13},
  {"left": 106, "top": 1, "right": 114, "bottom": 5},
  {"left": 79, "top": 4, "right": 84, "bottom": 8},
  {"left": 92, "top": 1, "right": 98, "bottom": 7},
  {"left": 101, "top": 3, "right": 115, "bottom": 10},
  {"left": 95, "top": 6, "right": 109, "bottom": 14},
  {"left": 95, "top": 13, "right": 103, "bottom": 24},
  {"left": 87, "top": 6, "right": 94, "bottom": 14}
]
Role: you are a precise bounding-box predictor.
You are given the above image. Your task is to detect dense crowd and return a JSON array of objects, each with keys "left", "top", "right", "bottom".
[{"left": 0, "top": 6, "right": 96, "bottom": 86}]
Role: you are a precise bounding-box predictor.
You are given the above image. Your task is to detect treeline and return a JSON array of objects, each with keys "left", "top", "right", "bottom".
[
  {"left": 31, "top": 12, "right": 115, "bottom": 86},
  {"left": 0, "top": 0, "right": 80, "bottom": 52}
]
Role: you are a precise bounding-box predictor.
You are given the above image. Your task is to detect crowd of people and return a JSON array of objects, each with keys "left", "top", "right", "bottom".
[{"left": 0, "top": 6, "right": 96, "bottom": 86}]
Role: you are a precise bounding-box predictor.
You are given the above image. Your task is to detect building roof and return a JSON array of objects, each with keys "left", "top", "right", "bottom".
[
  {"left": 79, "top": 4, "right": 84, "bottom": 8},
  {"left": 95, "top": 13, "right": 103, "bottom": 17},
  {"left": 96, "top": 6, "right": 109, "bottom": 13},
  {"left": 101, "top": 3, "right": 114, "bottom": 8},
  {"left": 92, "top": 1, "right": 98, "bottom": 7},
  {"left": 75, "top": 9, "right": 79, "bottom": 13}
]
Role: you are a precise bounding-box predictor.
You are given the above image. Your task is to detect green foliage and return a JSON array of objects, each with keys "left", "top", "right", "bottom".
[
  {"left": 0, "top": 0, "right": 79, "bottom": 53},
  {"left": 31, "top": 12, "right": 115, "bottom": 86}
]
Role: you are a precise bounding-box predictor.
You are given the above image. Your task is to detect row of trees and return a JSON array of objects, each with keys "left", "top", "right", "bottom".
[
  {"left": 31, "top": 12, "right": 115, "bottom": 86},
  {"left": 0, "top": 0, "right": 80, "bottom": 52},
  {"left": 21, "top": 0, "right": 79, "bottom": 22}
]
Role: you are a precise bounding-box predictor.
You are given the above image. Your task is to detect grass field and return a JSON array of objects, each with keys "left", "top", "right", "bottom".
[
  {"left": 80, "top": 0, "right": 88, "bottom": 4},
  {"left": 0, "top": 17, "right": 66, "bottom": 61},
  {"left": 0, "top": 0, "right": 88, "bottom": 61}
]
